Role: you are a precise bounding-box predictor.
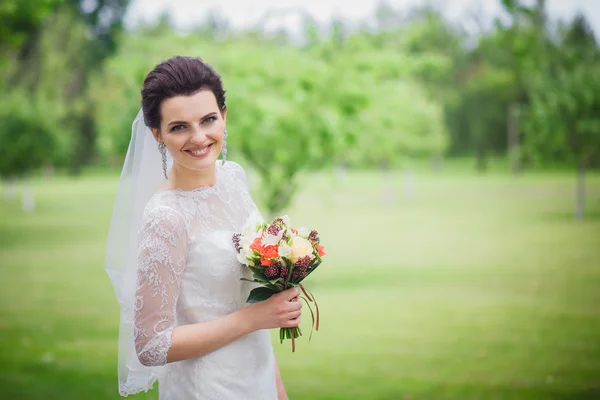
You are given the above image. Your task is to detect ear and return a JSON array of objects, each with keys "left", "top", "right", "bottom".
[
  {"left": 220, "top": 106, "right": 227, "bottom": 124},
  {"left": 151, "top": 128, "right": 161, "bottom": 143}
]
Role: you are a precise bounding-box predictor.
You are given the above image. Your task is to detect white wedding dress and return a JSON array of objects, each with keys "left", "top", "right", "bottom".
[{"left": 132, "top": 161, "right": 277, "bottom": 399}]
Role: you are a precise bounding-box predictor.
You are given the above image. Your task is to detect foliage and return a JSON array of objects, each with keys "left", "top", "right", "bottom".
[
  {"left": 346, "top": 80, "right": 447, "bottom": 168},
  {"left": 0, "top": 91, "right": 56, "bottom": 177},
  {"left": 1, "top": 0, "right": 131, "bottom": 176},
  {"left": 0, "top": 0, "right": 63, "bottom": 50},
  {"left": 522, "top": 15, "right": 600, "bottom": 168},
  {"left": 2, "top": 0, "right": 600, "bottom": 215}
]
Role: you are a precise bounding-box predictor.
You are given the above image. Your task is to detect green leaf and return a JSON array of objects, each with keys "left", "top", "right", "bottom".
[
  {"left": 248, "top": 265, "right": 263, "bottom": 274},
  {"left": 246, "top": 287, "right": 277, "bottom": 303},
  {"left": 253, "top": 271, "right": 267, "bottom": 281}
]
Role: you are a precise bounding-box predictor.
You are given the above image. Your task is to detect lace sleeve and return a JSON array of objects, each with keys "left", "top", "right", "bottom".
[
  {"left": 227, "top": 161, "right": 249, "bottom": 189},
  {"left": 133, "top": 204, "right": 188, "bottom": 367}
]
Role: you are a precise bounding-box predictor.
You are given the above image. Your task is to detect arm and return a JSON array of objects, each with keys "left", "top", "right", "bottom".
[
  {"left": 274, "top": 353, "right": 289, "bottom": 400},
  {"left": 134, "top": 206, "right": 302, "bottom": 366},
  {"left": 166, "top": 306, "right": 254, "bottom": 362},
  {"left": 133, "top": 205, "right": 188, "bottom": 366}
]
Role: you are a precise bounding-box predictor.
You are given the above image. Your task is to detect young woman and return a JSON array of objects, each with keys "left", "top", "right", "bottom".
[{"left": 104, "top": 56, "right": 301, "bottom": 399}]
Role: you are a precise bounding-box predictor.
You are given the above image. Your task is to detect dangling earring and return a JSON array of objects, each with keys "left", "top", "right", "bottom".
[
  {"left": 158, "top": 141, "right": 168, "bottom": 179},
  {"left": 221, "top": 128, "right": 227, "bottom": 165}
]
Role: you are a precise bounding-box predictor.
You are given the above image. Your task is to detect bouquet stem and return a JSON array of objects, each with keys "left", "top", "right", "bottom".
[{"left": 280, "top": 327, "right": 302, "bottom": 352}]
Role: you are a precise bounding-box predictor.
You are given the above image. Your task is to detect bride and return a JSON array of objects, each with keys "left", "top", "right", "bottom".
[{"left": 104, "top": 56, "right": 302, "bottom": 399}]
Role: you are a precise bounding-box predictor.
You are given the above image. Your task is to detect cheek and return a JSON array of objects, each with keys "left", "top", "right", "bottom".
[
  {"left": 164, "top": 135, "right": 186, "bottom": 152},
  {"left": 209, "top": 122, "right": 225, "bottom": 140}
]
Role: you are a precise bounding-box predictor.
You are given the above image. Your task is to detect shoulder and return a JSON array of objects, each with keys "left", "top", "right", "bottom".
[
  {"left": 222, "top": 160, "right": 245, "bottom": 175},
  {"left": 144, "top": 192, "right": 183, "bottom": 217},
  {"left": 140, "top": 193, "right": 187, "bottom": 235},
  {"left": 222, "top": 160, "right": 248, "bottom": 186}
]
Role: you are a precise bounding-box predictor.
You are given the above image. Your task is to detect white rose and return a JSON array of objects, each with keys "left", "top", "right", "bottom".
[
  {"left": 236, "top": 252, "right": 248, "bottom": 265},
  {"left": 242, "top": 222, "right": 259, "bottom": 241},
  {"left": 236, "top": 245, "right": 251, "bottom": 265},
  {"left": 298, "top": 226, "right": 310, "bottom": 238},
  {"left": 290, "top": 236, "right": 314, "bottom": 263},
  {"left": 278, "top": 242, "right": 292, "bottom": 259},
  {"left": 285, "top": 228, "right": 295, "bottom": 240},
  {"left": 262, "top": 229, "right": 283, "bottom": 246},
  {"left": 280, "top": 215, "right": 291, "bottom": 226}
]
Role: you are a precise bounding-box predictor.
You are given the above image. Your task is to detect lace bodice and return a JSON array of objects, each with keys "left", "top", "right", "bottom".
[{"left": 131, "top": 161, "right": 276, "bottom": 399}]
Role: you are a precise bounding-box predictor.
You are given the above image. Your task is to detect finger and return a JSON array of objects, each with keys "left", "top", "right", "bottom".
[
  {"left": 283, "top": 287, "right": 300, "bottom": 300},
  {"left": 284, "top": 316, "right": 301, "bottom": 327},
  {"left": 285, "top": 300, "right": 302, "bottom": 312}
]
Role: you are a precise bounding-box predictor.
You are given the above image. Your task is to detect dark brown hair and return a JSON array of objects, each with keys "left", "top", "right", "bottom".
[{"left": 141, "top": 56, "right": 226, "bottom": 129}]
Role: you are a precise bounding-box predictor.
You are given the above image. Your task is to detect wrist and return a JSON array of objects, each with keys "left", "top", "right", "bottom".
[{"left": 234, "top": 306, "right": 258, "bottom": 335}]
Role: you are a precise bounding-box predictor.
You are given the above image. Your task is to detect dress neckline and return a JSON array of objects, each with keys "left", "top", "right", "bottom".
[{"left": 156, "top": 162, "right": 223, "bottom": 198}]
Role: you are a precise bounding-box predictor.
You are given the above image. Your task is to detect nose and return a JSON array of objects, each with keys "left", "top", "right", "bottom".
[{"left": 189, "top": 123, "right": 207, "bottom": 143}]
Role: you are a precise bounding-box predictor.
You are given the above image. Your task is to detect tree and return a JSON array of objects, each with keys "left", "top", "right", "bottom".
[
  {"left": 366, "top": 4, "right": 466, "bottom": 171},
  {"left": 65, "top": 0, "right": 130, "bottom": 174},
  {"left": 1, "top": 0, "right": 131, "bottom": 176},
  {"left": 0, "top": 0, "right": 64, "bottom": 69},
  {"left": 496, "top": 0, "right": 550, "bottom": 174},
  {"left": 223, "top": 40, "right": 366, "bottom": 215},
  {"left": 0, "top": 91, "right": 56, "bottom": 211},
  {"left": 346, "top": 80, "right": 447, "bottom": 202},
  {"left": 523, "top": 14, "right": 600, "bottom": 220},
  {"left": 458, "top": 51, "right": 516, "bottom": 171}
]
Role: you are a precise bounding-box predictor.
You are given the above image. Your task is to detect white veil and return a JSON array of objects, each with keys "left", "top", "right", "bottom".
[{"left": 104, "top": 108, "right": 173, "bottom": 396}]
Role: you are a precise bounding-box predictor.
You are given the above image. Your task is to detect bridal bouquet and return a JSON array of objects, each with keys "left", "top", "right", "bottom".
[{"left": 233, "top": 215, "right": 325, "bottom": 352}]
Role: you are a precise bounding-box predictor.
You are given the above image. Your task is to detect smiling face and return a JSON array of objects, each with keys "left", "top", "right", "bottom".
[{"left": 151, "top": 89, "right": 226, "bottom": 173}]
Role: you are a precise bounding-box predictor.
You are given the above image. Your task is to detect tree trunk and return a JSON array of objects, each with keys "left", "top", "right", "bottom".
[
  {"left": 380, "top": 160, "right": 394, "bottom": 206},
  {"left": 476, "top": 145, "right": 487, "bottom": 172},
  {"left": 8, "top": 27, "right": 42, "bottom": 91},
  {"left": 335, "top": 161, "right": 347, "bottom": 185},
  {"left": 22, "top": 179, "right": 35, "bottom": 213},
  {"left": 431, "top": 153, "right": 443, "bottom": 174},
  {"left": 4, "top": 178, "right": 18, "bottom": 200},
  {"left": 508, "top": 103, "right": 520, "bottom": 175},
  {"left": 42, "top": 161, "right": 55, "bottom": 181},
  {"left": 575, "top": 161, "right": 585, "bottom": 221},
  {"left": 402, "top": 167, "right": 415, "bottom": 199},
  {"left": 69, "top": 104, "right": 96, "bottom": 175}
]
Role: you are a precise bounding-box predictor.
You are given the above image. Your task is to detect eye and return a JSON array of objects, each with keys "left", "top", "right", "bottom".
[
  {"left": 203, "top": 116, "right": 217, "bottom": 124},
  {"left": 170, "top": 124, "right": 185, "bottom": 132}
]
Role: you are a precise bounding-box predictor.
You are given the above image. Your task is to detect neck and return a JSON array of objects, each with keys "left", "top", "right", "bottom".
[{"left": 169, "top": 162, "right": 217, "bottom": 191}]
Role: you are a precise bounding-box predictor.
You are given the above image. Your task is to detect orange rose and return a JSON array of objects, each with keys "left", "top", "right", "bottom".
[
  {"left": 315, "top": 244, "right": 326, "bottom": 257},
  {"left": 261, "top": 258, "right": 274, "bottom": 267},
  {"left": 250, "top": 234, "right": 279, "bottom": 266},
  {"left": 262, "top": 244, "right": 278, "bottom": 259},
  {"left": 250, "top": 236, "right": 262, "bottom": 252}
]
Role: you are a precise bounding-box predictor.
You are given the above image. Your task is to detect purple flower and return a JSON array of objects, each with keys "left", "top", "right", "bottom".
[
  {"left": 232, "top": 233, "right": 242, "bottom": 253},
  {"left": 292, "top": 256, "right": 311, "bottom": 279},
  {"left": 266, "top": 224, "right": 281, "bottom": 236},
  {"left": 279, "top": 265, "right": 289, "bottom": 279}
]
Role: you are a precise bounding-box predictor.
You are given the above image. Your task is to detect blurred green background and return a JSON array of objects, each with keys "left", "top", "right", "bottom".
[{"left": 1, "top": 0, "right": 599, "bottom": 399}]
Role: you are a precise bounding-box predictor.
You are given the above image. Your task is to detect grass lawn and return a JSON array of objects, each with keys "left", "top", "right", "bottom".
[{"left": 1, "top": 166, "right": 599, "bottom": 399}]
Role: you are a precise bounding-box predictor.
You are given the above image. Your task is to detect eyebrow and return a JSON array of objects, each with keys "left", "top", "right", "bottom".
[{"left": 167, "top": 112, "right": 218, "bottom": 127}]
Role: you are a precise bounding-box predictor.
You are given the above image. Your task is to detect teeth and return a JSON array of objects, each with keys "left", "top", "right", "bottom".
[{"left": 189, "top": 145, "right": 210, "bottom": 156}]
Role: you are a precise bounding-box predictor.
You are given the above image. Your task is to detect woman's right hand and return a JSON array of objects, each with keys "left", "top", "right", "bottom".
[{"left": 245, "top": 287, "right": 302, "bottom": 331}]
